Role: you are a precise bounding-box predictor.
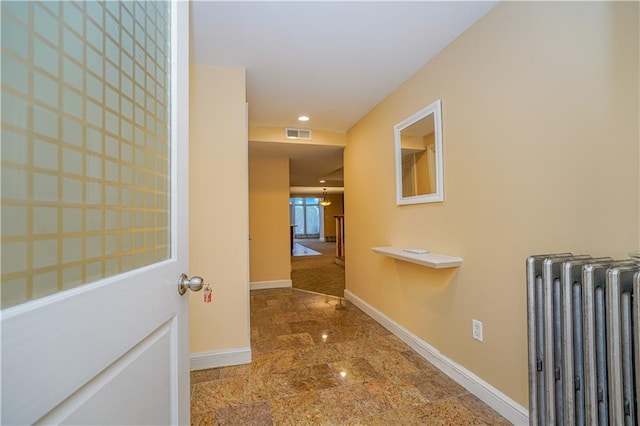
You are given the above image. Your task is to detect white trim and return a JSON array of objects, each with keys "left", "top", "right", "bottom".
[
  {"left": 172, "top": 2, "right": 190, "bottom": 424},
  {"left": 394, "top": 99, "right": 444, "bottom": 205},
  {"left": 190, "top": 347, "right": 252, "bottom": 371},
  {"left": 250, "top": 279, "right": 292, "bottom": 290},
  {"left": 371, "top": 246, "right": 463, "bottom": 269},
  {"left": 344, "top": 290, "right": 529, "bottom": 426}
]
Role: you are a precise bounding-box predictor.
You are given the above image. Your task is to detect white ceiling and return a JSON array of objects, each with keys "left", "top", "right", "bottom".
[
  {"left": 248, "top": 140, "right": 344, "bottom": 187},
  {"left": 190, "top": 1, "right": 498, "bottom": 188}
]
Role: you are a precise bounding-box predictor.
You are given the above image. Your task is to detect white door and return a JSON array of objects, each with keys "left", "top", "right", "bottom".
[{"left": 1, "top": 1, "right": 191, "bottom": 424}]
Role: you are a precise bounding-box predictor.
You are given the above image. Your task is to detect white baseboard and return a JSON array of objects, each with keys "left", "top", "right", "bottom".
[
  {"left": 190, "top": 347, "right": 252, "bottom": 371},
  {"left": 344, "top": 290, "right": 529, "bottom": 426},
  {"left": 250, "top": 279, "right": 292, "bottom": 290}
]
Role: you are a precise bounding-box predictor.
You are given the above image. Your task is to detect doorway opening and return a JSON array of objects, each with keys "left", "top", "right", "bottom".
[
  {"left": 289, "top": 194, "right": 345, "bottom": 298},
  {"left": 290, "top": 238, "right": 345, "bottom": 298}
]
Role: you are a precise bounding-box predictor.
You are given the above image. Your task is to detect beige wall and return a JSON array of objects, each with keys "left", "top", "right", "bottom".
[
  {"left": 249, "top": 126, "right": 346, "bottom": 147},
  {"left": 249, "top": 157, "right": 292, "bottom": 283},
  {"left": 189, "top": 65, "right": 250, "bottom": 354},
  {"left": 321, "top": 194, "right": 344, "bottom": 240},
  {"left": 344, "top": 1, "right": 639, "bottom": 408}
]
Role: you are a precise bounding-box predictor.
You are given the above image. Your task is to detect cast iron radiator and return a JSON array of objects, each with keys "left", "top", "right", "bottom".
[{"left": 526, "top": 253, "right": 640, "bottom": 425}]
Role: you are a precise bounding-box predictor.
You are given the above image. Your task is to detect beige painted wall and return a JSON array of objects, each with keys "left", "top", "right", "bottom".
[
  {"left": 189, "top": 65, "right": 250, "bottom": 354},
  {"left": 344, "top": 1, "right": 639, "bottom": 408},
  {"left": 249, "top": 126, "right": 346, "bottom": 147},
  {"left": 321, "top": 194, "right": 344, "bottom": 240},
  {"left": 249, "top": 157, "right": 292, "bottom": 283}
]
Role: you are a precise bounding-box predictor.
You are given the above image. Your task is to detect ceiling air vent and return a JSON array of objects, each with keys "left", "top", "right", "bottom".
[{"left": 285, "top": 128, "right": 312, "bottom": 140}]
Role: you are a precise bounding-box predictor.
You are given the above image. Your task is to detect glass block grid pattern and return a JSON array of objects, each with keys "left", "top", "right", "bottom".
[{"left": 1, "top": 0, "right": 171, "bottom": 308}]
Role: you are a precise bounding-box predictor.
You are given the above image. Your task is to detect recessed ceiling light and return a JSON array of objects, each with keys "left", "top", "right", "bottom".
[
  {"left": 298, "top": 115, "right": 309, "bottom": 122},
  {"left": 319, "top": 180, "right": 326, "bottom": 183}
]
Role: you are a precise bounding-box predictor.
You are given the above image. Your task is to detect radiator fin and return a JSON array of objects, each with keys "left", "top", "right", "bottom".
[{"left": 527, "top": 254, "right": 639, "bottom": 426}]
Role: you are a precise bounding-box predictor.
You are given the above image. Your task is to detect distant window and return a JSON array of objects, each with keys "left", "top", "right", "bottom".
[{"left": 290, "top": 197, "right": 320, "bottom": 238}]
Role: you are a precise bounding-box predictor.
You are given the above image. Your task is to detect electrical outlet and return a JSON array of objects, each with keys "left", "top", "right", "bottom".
[{"left": 472, "top": 319, "right": 483, "bottom": 342}]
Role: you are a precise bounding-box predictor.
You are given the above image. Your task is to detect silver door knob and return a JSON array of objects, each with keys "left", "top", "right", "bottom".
[{"left": 178, "top": 273, "right": 206, "bottom": 295}]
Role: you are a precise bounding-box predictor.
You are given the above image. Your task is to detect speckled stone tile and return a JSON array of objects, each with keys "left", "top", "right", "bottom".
[
  {"left": 405, "top": 369, "right": 468, "bottom": 402},
  {"left": 324, "top": 308, "right": 371, "bottom": 323},
  {"left": 190, "top": 367, "right": 221, "bottom": 385},
  {"left": 250, "top": 349, "right": 299, "bottom": 375},
  {"left": 363, "top": 377, "right": 427, "bottom": 409},
  {"left": 250, "top": 308, "right": 280, "bottom": 321},
  {"left": 271, "top": 311, "right": 303, "bottom": 324},
  {"left": 251, "top": 326, "right": 260, "bottom": 339},
  {"left": 220, "top": 363, "right": 252, "bottom": 378},
  {"left": 191, "top": 377, "right": 246, "bottom": 414},
  {"left": 312, "top": 328, "right": 351, "bottom": 345},
  {"left": 344, "top": 398, "right": 484, "bottom": 425},
  {"left": 249, "top": 296, "right": 269, "bottom": 309},
  {"left": 458, "top": 393, "right": 512, "bottom": 425},
  {"left": 314, "top": 325, "right": 385, "bottom": 345},
  {"left": 366, "top": 349, "right": 423, "bottom": 378},
  {"left": 329, "top": 358, "right": 381, "bottom": 385},
  {"left": 306, "top": 327, "right": 353, "bottom": 345},
  {"left": 191, "top": 289, "right": 511, "bottom": 425},
  {"left": 297, "top": 310, "right": 331, "bottom": 322},
  {"left": 243, "top": 364, "right": 337, "bottom": 403},
  {"left": 283, "top": 363, "right": 340, "bottom": 393},
  {"left": 289, "top": 319, "right": 330, "bottom": 335},
  {"left": 190, "top": 409, "right": 215, "bottom": 426},
  {"left": 245, "top": 373, "right": 297, "bottom": 403},
  {"left": 269, "top": 391, "right": 329, "bottom": 425},
  {"left": 266, "top": 297, "right": 295, "bottom": 308},
  {"left": 252, "top": 332, "right": 315, "bottom": 354},
  {"left": 277, "top": 332, "right": 316, "bottom": 348},
  {"left": 343, "top": 404, "right": 429, "bottom": 426},
  {"left": 305, "top": 299, "right": 342, "bottom": 311},
  {"left": 416, "top": 398, "right": 487, "bottom": 425},
  {"left": 251, "top": 306, "right": 282, "bottom": 317},
  {"left": 353, "top": 320, "right": 392, "bottom": 336},
  {"left": 291, "top": 289, "right": 320, "bottom": 300},
  {"left": 286, "top": 301, "right": 315, "bottom": 313},
  {"left": 291, "top": 343, "right": 344, "bottom": 366},
  {"left": 399, "top": 349, "right": 442, "bottom": 372},
  {"left": 330, "top": 338, "right": 384, "bottom": 359},
  {"left": 214, "top": 401, "right": 273, "bottom": 425},
  {"left": 317, "top": 383, "right": 393, "bottom": 423},
  {"left": 253, "top": 323, "right": 292, "bottom": 339},
  {"left": 368, "top": 334, "right": 410, "bottom": 353}
]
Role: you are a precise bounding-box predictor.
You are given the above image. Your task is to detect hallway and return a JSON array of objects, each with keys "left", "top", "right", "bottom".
[
  {"left": 190, "top": 288, "right": 509, "bottom": 424},
  {"left": 291, "top": 240, "right": 345, "bottom": 298}
]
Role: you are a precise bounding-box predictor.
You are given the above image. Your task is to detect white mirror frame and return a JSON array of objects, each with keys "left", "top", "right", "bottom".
[{"left": 394, "top": 99, "right": 444, "bottom": 205}]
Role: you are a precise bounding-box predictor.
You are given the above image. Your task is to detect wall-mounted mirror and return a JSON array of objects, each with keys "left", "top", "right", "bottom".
[{"left": 394, "top": 99, "right": 443, "bottom": 205}]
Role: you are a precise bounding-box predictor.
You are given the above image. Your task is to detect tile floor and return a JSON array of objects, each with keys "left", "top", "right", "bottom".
[
  {"left": 191, "top": 288, "right": 511, "bottom": 425},
  {"left": 292, "top": 243, "right": 322, "bottom": 256}
]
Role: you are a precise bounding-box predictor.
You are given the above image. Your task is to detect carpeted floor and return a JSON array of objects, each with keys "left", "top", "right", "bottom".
[{"left": 291, "top": 239, "right": 345, "bottom": 298}]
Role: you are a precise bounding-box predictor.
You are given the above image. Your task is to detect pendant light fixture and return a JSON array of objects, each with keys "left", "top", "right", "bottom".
[{"left": 319, "top": 188, "right": 332, "bottom": 207}]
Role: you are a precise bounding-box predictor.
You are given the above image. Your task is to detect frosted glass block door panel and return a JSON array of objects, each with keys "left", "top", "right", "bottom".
[{"left": 1, "top": 0, "right": 171, "bottom": 308}]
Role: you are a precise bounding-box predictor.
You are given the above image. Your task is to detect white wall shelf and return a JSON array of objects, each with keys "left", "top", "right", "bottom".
[{"left": 371, "top": 247, "right": 463, "bottom": 269}]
